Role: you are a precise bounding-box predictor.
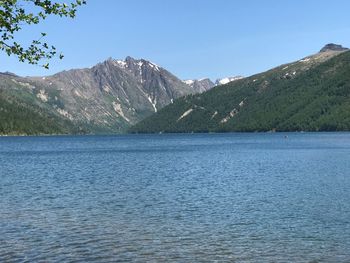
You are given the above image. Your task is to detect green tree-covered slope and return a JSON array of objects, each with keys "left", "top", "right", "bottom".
[
  {"left": 0, "top": 95, "right": 81, "bottom": 135},
  {"left": 0, "top": 74, "right": 83, "bottom": 135},
  {"left": 130, "top": 50, "right": 350, "bottom": 133}
]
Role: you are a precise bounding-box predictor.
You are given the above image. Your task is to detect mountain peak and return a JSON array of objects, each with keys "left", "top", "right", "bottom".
[
  {"left": 125, "top": 56, "right": 137, "bottom": 63},
  {"left": 183, "top": 76, "right": 244, "bottom": 93},
  {"left": 215, "top": 76, "right": 244, "bottom": 86},
  {"left": 0, "top": 71, "right": 18, "bottom": 77},
  {"left": 320, "top": 43, "right": 349, "bottom": 53},
  {"left": 183, "top": 78, "right": 215, "bottom": 93}
]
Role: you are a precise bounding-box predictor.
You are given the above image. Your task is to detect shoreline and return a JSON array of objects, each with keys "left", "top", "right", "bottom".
[{"left": 1, "top": 130, "right": 350, "bottom": 138}]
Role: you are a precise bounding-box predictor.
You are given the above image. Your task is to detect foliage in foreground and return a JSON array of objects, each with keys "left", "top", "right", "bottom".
[{"left": 0, "top": 0, "right": 85, "bottom": 68}]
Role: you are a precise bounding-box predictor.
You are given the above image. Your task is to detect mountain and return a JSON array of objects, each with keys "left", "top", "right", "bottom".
[
  {"left": 130, "top": 44, "right": 350, "bottom": 133},
  {"left": 0, "top": 57, "right": 205, "bottom": 135},
  {"left": 183, "top": 76, "right": 243, "bottom": 92},
  {"left": 215, "top": 76, "right": 244, "bottom": 85},
  {"left": 320, "top": 43, "right": 348, "bottom": 53},
  {"left": 0, "top": 72, "right": 81, "bottom": 135},
  {"left": 183, "top": 78, "right": 215, "bottom": 93}
]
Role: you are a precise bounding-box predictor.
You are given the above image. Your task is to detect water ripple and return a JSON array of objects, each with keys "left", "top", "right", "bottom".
[{"left": 1, "top": 133, "right": 350, "bottom": 262}]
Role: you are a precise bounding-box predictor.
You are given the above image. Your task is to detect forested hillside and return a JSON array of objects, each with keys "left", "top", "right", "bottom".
[{"left": 130, "top": 49, "right": 350, "bottom": 133}]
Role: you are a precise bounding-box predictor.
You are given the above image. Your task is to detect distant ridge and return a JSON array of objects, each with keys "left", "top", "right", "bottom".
[
  {"left": 0, "top": 71, "right": 18, "bottom": 77},
  {"left": 320, "top": 43, "right": 349, "bottom": 53},
  {"left": 183, "top": 76, "right": 244, "bottom": 93}
]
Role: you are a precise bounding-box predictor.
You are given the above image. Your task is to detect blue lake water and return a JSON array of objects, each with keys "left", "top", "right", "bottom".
[{"left": 1, "top": 133, "right": 350, "bottom": 262}]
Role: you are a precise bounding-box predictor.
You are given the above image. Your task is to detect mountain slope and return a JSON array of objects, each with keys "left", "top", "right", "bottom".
[
  {"left": 0, "top": 73, "right": 82, "bottom": 135},
  {"left": 0, "top": 57, "right": 204, "bottom": 134},
  {"left": 130, "top": 46, "right": 350, "bottom": 133}
]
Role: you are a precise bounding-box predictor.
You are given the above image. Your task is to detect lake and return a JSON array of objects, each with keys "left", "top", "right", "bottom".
[{"left": 1, "top": 133, "right": 350, "bottom": 262}]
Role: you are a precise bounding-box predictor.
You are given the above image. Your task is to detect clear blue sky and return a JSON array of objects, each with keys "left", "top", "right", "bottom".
[{"left": 1, "top": 0, "right": 350, "bottom": 80}]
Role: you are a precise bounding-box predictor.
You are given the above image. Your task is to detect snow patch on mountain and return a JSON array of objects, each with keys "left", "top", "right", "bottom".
[
  {"left": 183, "top": 75, "right": 244, "bottom": 92},
  {"left": 147, "top": 95, "right": 157, "bottom": 112},
  {"left": 115, "top": 60, "right": 127, "bottom": 68},
  {"left": 215, "top": 76, "right": 244, "bottom": 86},
  {"left": 183, "top": 79, "right": 195, "bottom": 86}
]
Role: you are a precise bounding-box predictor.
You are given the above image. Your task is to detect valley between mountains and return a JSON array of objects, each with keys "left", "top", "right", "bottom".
[
  {"left": 0, "top": 56, "right": 237, "bottom": 135},
  {"left": 1, "top": 44, "right": 350, "bottom": 135}
]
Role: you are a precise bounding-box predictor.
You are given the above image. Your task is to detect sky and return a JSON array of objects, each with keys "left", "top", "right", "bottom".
[{"left": 1, "top": 0, "right": 350, "bottom": 80}]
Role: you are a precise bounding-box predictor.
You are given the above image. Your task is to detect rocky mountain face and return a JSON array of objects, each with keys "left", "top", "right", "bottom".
[
  {"left": 0, "top": 57, "right": 211, "bottom": 134},
  {"left": 131, "top": 44, "right": 350, "bottom": 133},
  {"left": 183, "top": 78, "right": 215, "bottom": 93},
  {"left": 320, "top": 43, "right": 349, "bottom": 53}
]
